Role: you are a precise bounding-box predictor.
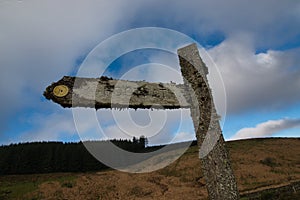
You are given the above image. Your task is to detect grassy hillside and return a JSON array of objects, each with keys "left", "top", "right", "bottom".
[{"left": 0, "top": 138, "right": 299, "bottom": 200}]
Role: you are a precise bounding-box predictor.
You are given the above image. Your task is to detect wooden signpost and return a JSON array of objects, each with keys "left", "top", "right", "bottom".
[{"left": 44, "top": 43, "right": 240, "bottom": 199}]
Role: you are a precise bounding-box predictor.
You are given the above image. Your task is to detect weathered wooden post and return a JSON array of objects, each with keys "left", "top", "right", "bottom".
[
  {"left": 178, "top": 44, "right": 239, "bottom": 199},
  {"left": 44, "top": 43, "right": 239, "bottom": 199}
]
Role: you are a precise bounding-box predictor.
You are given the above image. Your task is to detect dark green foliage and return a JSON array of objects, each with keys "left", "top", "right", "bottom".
[
  {"left": 257, "top": 190, "right": 300, "bottom": 200},
  {"left": 241, "top": 181, "right": 300, "bottom": 200},
  {"left": 0, "top": 137, "right": 148, "bottom": 175},
  {"left": 260, "top": 157, "right": 279, "bottom": 167},
  {"left": 61, "top": 182, "right": 74, "bottom": 188}
]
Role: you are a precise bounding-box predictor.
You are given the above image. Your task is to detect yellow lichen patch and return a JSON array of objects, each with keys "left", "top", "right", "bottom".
[{"left": 53, "top": 85, "right": 69, "bottom": 97}]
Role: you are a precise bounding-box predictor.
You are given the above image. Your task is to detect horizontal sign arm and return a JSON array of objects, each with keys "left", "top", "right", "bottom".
[{"left": 44, "top": 76, "right": 191, "bottom": 110}]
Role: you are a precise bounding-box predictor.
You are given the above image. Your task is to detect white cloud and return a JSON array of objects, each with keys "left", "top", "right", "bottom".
[
  {"left": 0, "top": 0, "right": 137, "bottom": 134},
  {"left": 230, "top": 118, "right": 300, "bottom": 140},
  {"left": 129, "top": 0, "right": 300, "bottom": 48},
  {"left": 172, "top": 131, "right": 195, "bottom": 143},
  {"left": 96, "top": 109, "right": 193, "bottom": 145},
  {"left": 18, "top": 111, "right": 77, "bottom": 143},
  {"left": 207, "top": 35, "right": 300, "bottom": 113}
]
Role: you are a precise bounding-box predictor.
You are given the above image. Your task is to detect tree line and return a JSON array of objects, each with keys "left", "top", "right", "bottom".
[{"left": 0, "top": 136, "right": 148, "bottom": 175}]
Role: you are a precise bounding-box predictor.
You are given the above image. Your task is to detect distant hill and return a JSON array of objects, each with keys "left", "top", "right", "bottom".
[{"left": 0, "top": 138, "right": 299, "bottom": 200}]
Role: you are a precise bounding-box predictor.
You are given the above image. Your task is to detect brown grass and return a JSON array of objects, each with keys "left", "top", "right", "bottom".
[{"left": 0, "top": 138, "right": 299, "bottom": 200}]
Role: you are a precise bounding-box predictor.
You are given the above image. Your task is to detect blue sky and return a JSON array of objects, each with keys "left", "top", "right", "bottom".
[{"left": 0, "top": 0, "right": 300, "bottom": 146}]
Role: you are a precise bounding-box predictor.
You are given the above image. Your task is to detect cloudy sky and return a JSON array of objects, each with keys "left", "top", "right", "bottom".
[{"left": 1, "top": 0, "right": 300, "bottom": 146}]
